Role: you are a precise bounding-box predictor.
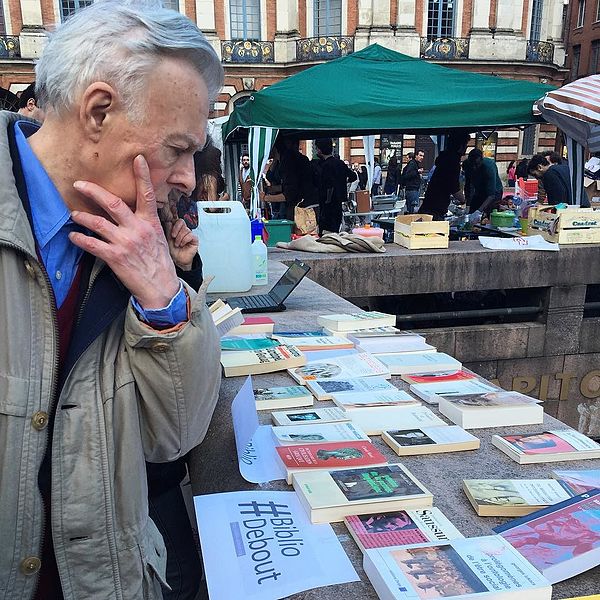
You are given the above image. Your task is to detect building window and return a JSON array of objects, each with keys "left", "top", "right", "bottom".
[
  {"left": 230, "top": 0, "right": 261, "bottom": 40},
  {"left": 0, "top": 1, "right": 6, "bottom": 35},
  {"left": 577, "top": 0, "right": 586, "bottom": 27},
  {"left": 522, "top": 125, "right": 537, "bottom": 156},
  {"left": 61, "top": 0, "right": 93, "bottom": 20},
  {"left": 314, "top": 0, "right": 342, "bottom": 36},
  {"left": 529, "top": 0, "right": 544, "bottom": 41},
  {"left": 591, "top": 40, "right": 600, "bottom": 73},
  {"left": 427, "top": 0, "right": 456, "bottom": 40},
  {"left": 572, "top": 44, "right": 581, "bottom": 77},
  {"left": 162, "top": 0, "right": 180, "bottom": 11},
  {"left": 597, "top": 0, "right": 600, "bottom": 21}
]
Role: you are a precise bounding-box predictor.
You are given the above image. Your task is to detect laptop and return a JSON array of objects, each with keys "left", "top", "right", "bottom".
[{"left": 225, "top": 260, "right": 311, "bottom": 313}]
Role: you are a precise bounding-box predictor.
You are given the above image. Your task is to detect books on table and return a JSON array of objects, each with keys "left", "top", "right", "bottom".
[
  {"left": 494, "top": 490, "right": 600, "bottom": 584},
  {"left": 463, "top": 479, "right": 572, "bottom": 517},
  {"left": 349, "top": 334, "right": 435, "bottom": 356},
  {"left": 208, "top": 299, "right": 244, "bottom": 337},
  {"left": 271, "top": 407, "right": 349, "bottom": 427},
  {"left": 272, "top": 334, "right": 355, "bottom": 351},
  {"left": 377, "top": 351, "right": 462, "bottom": 375},
  {"left": 439, "top": 390, "right": 543, "bottom": 429},
  {"left": 348, "top": 404, "right": 447, "bottom": 436},
  {"left": 227, "top": 316, "right": 274, "bottom": 335},
  {"left": 332, "top": 390, "right": 419, "bottom": 412},
  {"left": 305, "top": 376, "right": 397, "bottom": 401},
  {"left": 409, "top": 378, "right": 498, "bottom": 405},
  {"left": 317, "top": 311, "right": 396, "bottom": 332},
  {"left": 344, "top": 507, "right": 463, "bottom": 553},
  {"left": 275, "top": 440, "right": 388, "bottom": 484},
  {"left": 551, "top": 469, "right": 600, "bottom": 495},
  {"left": 292, "top": 463, "right": 433, "bottom": 524},
  {"left": 271, "top": 422, "right": 370, "bottom": 445},
  {"left": 401, "top": 369, "right": 477, "bottom": 385},
  {"left": 323, "top": 325, "right": 403, "bottom": 337},
  {"left": 288, "top": 353, "right": 390, "bottom": 385},
  {"left": 220, "top": 345, "right": 305, "bottom": 377},
  {"left": 492, "top": 430, "right": 600, "bottom": 464},
  {"left": 363, "top": 535, "right": 551, "bottom": 600},
  {"left": 382, "top": 426, "right": 480, "bottom": 456},
  {"left": 253, "top": 385, "right": 313, "bottom": 411},
  {"left": 220, "top": 337, "right": 280, "bottom": 352}
]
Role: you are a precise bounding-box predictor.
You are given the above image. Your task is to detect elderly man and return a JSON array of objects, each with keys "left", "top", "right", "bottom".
[{"left": 0, "top": 2, "right": 223, "bottom": 599}]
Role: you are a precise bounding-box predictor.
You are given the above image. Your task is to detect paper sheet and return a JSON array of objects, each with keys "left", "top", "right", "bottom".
[
  {"left": 479, "top": 234, "right": 559, "bottom": 251},
  {"left": 194, "top": 490, "right": 359, "bottom": 600}
]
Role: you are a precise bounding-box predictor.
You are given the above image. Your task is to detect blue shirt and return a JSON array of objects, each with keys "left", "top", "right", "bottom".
[{"left": 15, "top": 120, "right": 187, "bottom": 326}]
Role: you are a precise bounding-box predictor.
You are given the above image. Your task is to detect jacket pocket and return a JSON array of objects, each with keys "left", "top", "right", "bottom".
[{"left": 0, "top": 374, "right": 29, "bottom": 416}]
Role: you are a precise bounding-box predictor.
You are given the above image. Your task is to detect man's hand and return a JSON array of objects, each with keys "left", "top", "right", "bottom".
[
  {"left": 69, "top": 155, "right": 180, "bottom": 309},
  {"left": 164, "top": 218, "right": 199, "bottom": 271}
]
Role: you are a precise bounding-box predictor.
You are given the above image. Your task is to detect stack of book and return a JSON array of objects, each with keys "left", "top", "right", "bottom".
[{"left": 220, "top": 344, "right": 306, "bottom": 377}]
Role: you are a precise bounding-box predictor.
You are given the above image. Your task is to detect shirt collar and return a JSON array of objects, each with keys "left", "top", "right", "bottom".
[{"left": 14, "top": 120, "right": 71, "bottom": 250}]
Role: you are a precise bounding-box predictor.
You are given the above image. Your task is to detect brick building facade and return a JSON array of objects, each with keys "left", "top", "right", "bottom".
[
  {"left": 565, "top": 0, "right": 600, "bottom": 81},
  {"left": 0, "top": 0, "right": 569, "bottom": 172}
]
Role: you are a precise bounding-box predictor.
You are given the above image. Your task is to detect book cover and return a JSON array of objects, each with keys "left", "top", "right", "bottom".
[
  {"left": 349, "top": 405, "right": 447, "bottom": 436},
  {"left": 463, "top": 479, "right": 572, "bottom": 517},
  {"left": 271, "top": 407, "right": 349, "bottom": 427},
  {"left": 290, "top": 353, "right": 389, "bottom": 384},
  {"left": 272, "top": 422, "right": 370, "bottom": 445},
  {"left": 228, "top": 316, "right": 275, "bottom": 334},
  {"left": 325, "top": 325, "right": 402, "bottom": 337},
  {"left": 552, "top": 469, "right": 600, "bottom": 496},
  {"left": 273, "top": 335, "right": 355, "bottom": 351},
  {"left": 344, "top": 507, "right": 463, "bottom": 552},
  {"left": 221, "top": 337, "right": 280, "bottom": 351},
  {"left": 351, "top": 335, "right": 435, "bottom": 355},
  {"left": 499, "top": 430, "right": 600, "bottom": 456},
  {"left": 305, "top": 376, "right": 397, "bottom": 401},
  {"left": 401, "top": 369, "right": 477, "bottom": 385},
  {"left": 332, "top": 390, "right": 418, "bottom": 410},
  {"left": 253, "top": 385, "right": 313, "bottom": 410},
  {"left": 363, "top": 535, "right": 551, "bottom": 599},
  {"left": 383, "top": 426, "right": 480, "bottom": 456},
  {"left": 494, "top": 490, "right": 600, "bottom": 584},
  {"left": 377, "top": 351, "right": 461, "bottom": 375},
  {"left": 317, "top": 311, "right": 396, "bottom": 332},
  {"left": 409, "top": 379, "right": 498, "bottom": 405},
  {"left": 442, "top": 390, "right": 539, "bottom": 408},
  {"left": 277, "top": 441, "right": 387, "bottom": 471},
  {"left": 220, "top": 344, "right": 305, "bottom": 377}
]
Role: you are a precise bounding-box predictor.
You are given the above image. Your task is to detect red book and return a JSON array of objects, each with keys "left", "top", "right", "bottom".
[
  {"left": 228, "top": 316, "right": 275, "bottom": 334},
  {"left": 276, "top": 441, "right": 388, "bottom": 484},
  {"left": 401, "top": 370, "right": 476, "bottom": 385}
]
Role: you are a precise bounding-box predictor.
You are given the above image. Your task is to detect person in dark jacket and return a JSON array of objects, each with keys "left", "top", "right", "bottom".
[
  {"left": 384, "top": 154, "right": 401, "bottom": 194},
  {"left": 313, "top": 137, "right": 357, "bottom": 234},
  {"left": 401, "top": 150, "right": 424, "bottom": 213},
  {"left": 463, "top": 148, "right": 503, "bottom": 215},
  {"left": 528, "top": 154, "right": 589, "bottom": 206},
  {"left": 515, "top": 158, "right": 529, "bottom": 180}
]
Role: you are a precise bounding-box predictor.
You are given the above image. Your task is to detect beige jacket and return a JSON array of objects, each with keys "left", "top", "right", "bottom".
[{"left": 0, "top": 111, "right": 221, "bottom": 599}]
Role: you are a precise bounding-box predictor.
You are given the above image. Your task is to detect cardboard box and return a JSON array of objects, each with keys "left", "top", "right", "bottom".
[
  {"left": 393, "top": 215, "right": 449, "bottom": 249},
  {"left": 355, "top": 190, "right": 371, "bottom": 213},
  {"left": 528, "top": 205, "right": 600, "bottom": 244}
]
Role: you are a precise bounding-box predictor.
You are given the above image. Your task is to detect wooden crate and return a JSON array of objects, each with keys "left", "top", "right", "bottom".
[
  {"left": 394, "top": 215, "right": 450, "bottom": 249},
  {"left": 528, "top": 206, "right": 600, "bottom": 245}
]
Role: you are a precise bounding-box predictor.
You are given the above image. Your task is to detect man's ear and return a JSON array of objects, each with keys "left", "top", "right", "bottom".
[
  {"left": 79, "top": 82, "right": 117, "bottom": 143},
  {"left": 26, "top": 98, "right": 36, "bottom": 113}
]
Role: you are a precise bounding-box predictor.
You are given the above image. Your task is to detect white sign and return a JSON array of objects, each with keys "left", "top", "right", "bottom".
[{"left": 194, "top": 490, "right": 359, "bottom": 599}]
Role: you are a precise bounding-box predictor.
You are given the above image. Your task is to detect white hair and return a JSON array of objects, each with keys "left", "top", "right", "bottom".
[{"left": 35, "top": 0, "right": 223, "bottom": 120}]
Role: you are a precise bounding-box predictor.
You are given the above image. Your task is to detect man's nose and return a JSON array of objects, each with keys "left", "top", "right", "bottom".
[{"left": 172, "top": 153, "right": 197, "bottom": 196}]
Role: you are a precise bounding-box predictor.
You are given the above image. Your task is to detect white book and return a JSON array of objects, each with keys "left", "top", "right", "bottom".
[
  {"left": 288, "top": 353, "right": 390, "bottom": 385},
  {"left": 305, "top": 376, "right": 397, "bottom": 401},
  {"left": 253, "top": 385, "right": 313, "bottom": 411},
  {"left": 271, "top": 422, "right": 370, "bottom": 445},
  {"left": 332, "top": 390, "right": 418, "bottom": 410},
  {"left": 350, "top": 334, "right": 435, "bottom": 356},
  {"left": 383, "top": 425, "right": 480, "bottom": 456},
  {"left": 317, "top": 311, "right": 396, "bottom": 332},
  {"left": 271, "top": 407, "right": 350, "bottom": 427},
  {"left": 272, "top": 335, "right": 354, "bottom": 351},
  {"left": 323, "top": 325, "right": 403, "bottom": 337},
  {"left": 346, "top": 404, "right": 447, "bottom": 436},
  {"left": 410, "top": 379, "right": 498, "bottom": 405},
  {"left": 377, "top": 351, "right": 461, "bottom": 375},
  {"left": 363, "top": 535, "right": 551, "bottom": 600}
]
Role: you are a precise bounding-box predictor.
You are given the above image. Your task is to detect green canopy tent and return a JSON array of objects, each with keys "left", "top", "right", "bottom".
[{"left": 225, "top": 44, "right": 553, "bottom": 215}]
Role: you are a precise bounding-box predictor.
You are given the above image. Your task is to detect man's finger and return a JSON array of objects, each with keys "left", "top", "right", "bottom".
[
  {"left": 69, "top": 231, "right": 113, "bottom": 261},
  {"left": 73, "top": 181, "right": 135, "bottom": 226},
  {"left": 134, "top": 155, "right": 158, "bottom": 221},
  {"left": 71, "top": 210, "right": 119, "bottom": 241}
]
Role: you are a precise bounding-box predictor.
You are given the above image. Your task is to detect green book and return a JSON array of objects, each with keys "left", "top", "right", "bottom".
[{"left": 220, "top": 337, "right": 280, "bottom": 352}]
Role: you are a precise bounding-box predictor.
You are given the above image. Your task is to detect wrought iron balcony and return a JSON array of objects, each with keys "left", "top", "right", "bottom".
[
  {"left": 295, "top": 36, "right": 353, "bottom": 62},
  {"left": 526, "top": 40, "right": 555, "bottom": 65},
  {"left": 0, "top": 36, "right": 20, "bottom": 58},
  {"left": 420, "top": 37, "right": 469, "bottom": 60},
  {"left": 221, "top": 40, "right": 274, "bottom": 64}
]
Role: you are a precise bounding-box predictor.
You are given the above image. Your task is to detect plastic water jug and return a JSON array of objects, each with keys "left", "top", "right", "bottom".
[
  {"left": 197, "top": 201, "right": 253, "bottom": 293},
  {"left": 352, "top": 225, "right": 384, "bottom": 239}
]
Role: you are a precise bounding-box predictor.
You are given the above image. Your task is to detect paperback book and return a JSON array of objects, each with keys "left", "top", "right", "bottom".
[
  {"left": 271, "top": 422, "right": 370, "bottom": 445},
  {"left": 271, "top": 407, "right": 350, "bottom": 427},
  {"left": 220, "top": 344, "right": 306, "bottom": 377},
  {"left": 438, "top": 390, "right": 543, "bottom": 429},
  {"left": 317, "top": 311, "right": 396, "bottom": 332},
  {"left": 305, "top": 376, "right": 397, "bottom": 401},
  {"left": 409, "top": 378, "right": 498, "bottom": 405},
  {"left": 350, "top": 334, "right": 435, "bottom": 356},
  {"left": 220, "top": 337, "right": 280, "bottom": 352},
  {"left": 288, "top": 353, "right": 390, "bottom": 385},
  {"left": 276, "top": 440, "right": 388, "bottom": 484},
  {"left": 494, "top": 490, "right": 600, "bottom": 584},
  {"left": 463, "top": 479, "right": 572, "bottom": 517},
  {"left": 347, "top": 404, "right": 447, "bottom": 436},
  {"left": 253, "top": 385, "right": 313, "bottom": 411},
  {"left": 331, "top": 389, "right": 418, "bottom": 411},
  {"left": 382, "top": 425, "right": 480, "bottom": 456},
  {"left": 363, "top": 535, "right": 552, "bottom": 600},
  {"left": 377, "top": 351, "right": 462, "bottom": 375},
  {"left": 551, "top": 469, "right": 600, "bottom": 495},
  {"left": 208, "top": 299, "right": 245, "bottom": 337},
  {"left": 292, "top": 463, "right": 433, "bottom": 524},
  {"left": 324, "top": 325, "right": 403, "bottom": 337},
  {"left": 400, "top": 369, "right": 477, "bottom": 385},
  {"left": 344, "top": 507, "right": 463, "bottom": 552},
  {"left": 227, "top": 316, "right": 274, "bottom": 335},
  {"left": 492, "top": 430, "right": 600, "bottom": 464},
  {"left": 272, "top": 335, "right": 355, "bottom": 351}
]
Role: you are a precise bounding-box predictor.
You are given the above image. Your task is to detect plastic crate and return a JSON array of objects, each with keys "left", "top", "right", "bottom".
[{"left": 264, "top": 219, "right": 295, "bottom": 247}]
